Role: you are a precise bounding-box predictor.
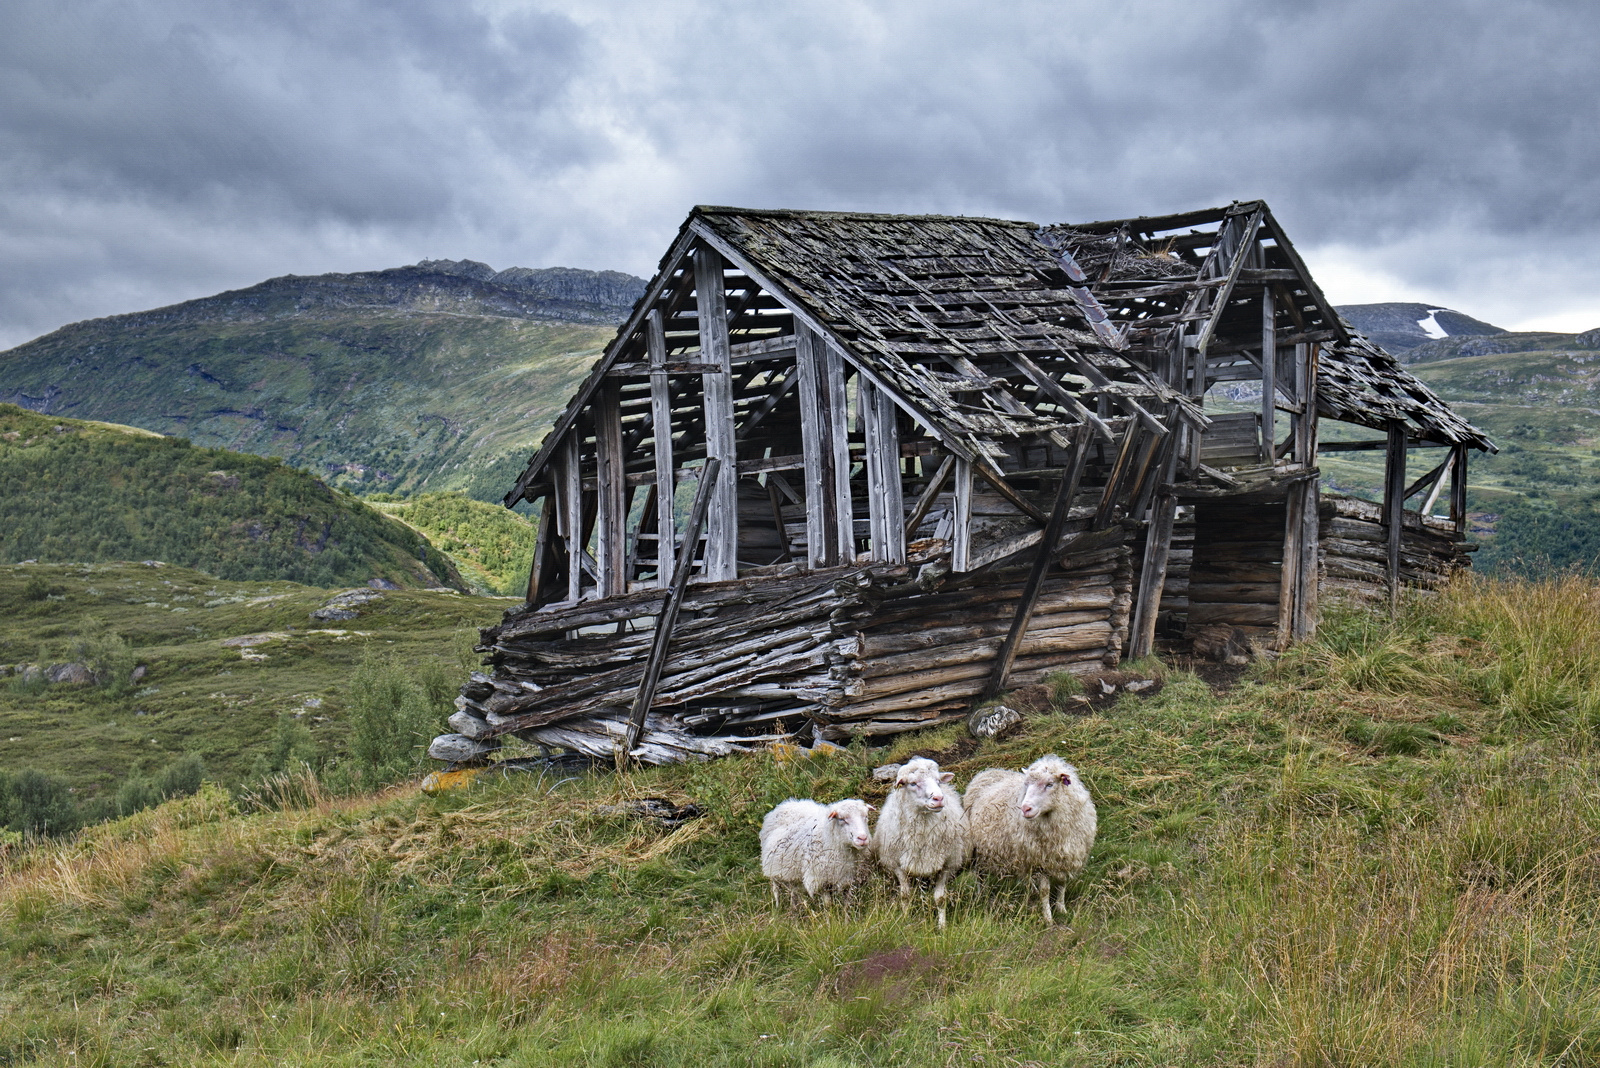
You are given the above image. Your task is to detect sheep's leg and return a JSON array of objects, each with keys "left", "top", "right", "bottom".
[
  {"left": 770, "top": 879, "right": 782, "bottom": 911},
  {"left": 1052, "top": 880, "right": 1068, "bottom": 920},
  {"left": 932, "top": 869, "right": 950, "bottom": 930},
  {"left": 1037, "top": 874, "right": 1054, "bottom": 925},
  {"left": 895, "top": 867, "right": 912, "bottom": 900}
]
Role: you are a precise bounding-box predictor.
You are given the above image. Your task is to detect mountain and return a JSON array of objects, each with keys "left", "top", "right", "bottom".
[
  {"left": 0, "top": 261, "right": 643, "bottom": 501},
  {"left": 0, "top": 403, "right": 461, "bottom": 589},
  {"left": 1335, "top": 302, "right": 1505, "bottom": 354}
]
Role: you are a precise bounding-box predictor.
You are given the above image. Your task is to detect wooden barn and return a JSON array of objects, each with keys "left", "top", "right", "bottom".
[{"left": 429, "top": 200, "right": 1493, "bottom": 766}]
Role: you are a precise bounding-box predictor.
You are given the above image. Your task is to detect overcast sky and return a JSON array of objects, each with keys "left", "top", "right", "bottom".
[{"left": 2, "top": 0, "right": 1597, "bottom": 348}]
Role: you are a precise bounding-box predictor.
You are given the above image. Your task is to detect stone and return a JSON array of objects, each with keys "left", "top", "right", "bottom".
[
  {"left": 968, "top": 704, "right": 1023, "bottom": 739},
  {"left": 47, "top": 662, "right": 96, "bottom": 686},
  {"left": 1124, "top": 679, "right": 1155, "bottom": 693},
  {"left": 310, "top": 607, "right": 359, "bottom": 622},
  {"left": 428, "top": 733, "right": 498, "bottom": 763},
  {"left": 130, "top": 665, "right": 148, "bottom": 683},
  {"left": 448, "top": 710, "right": 494, "bottom": 740},
  {"left": 872, "top": 763, "right": 903, "bottom": 782}
]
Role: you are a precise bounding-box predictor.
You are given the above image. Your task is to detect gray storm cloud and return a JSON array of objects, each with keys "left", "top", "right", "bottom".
[{"left": 2, "top": 0, "right": 1598, "bottom": 347}]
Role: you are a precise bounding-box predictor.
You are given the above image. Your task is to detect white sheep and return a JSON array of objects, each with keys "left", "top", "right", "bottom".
[
  {"left": 870, "top": 756, "right": 969, "bottom": 928},
  {"left": 759, "top": 797, "right": 875, "bottom": 908},
  {"left": 964, "top": 755, "right": 1096, "bottom": 925}
]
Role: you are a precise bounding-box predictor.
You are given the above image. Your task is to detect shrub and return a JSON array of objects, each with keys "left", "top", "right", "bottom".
[
  {"left": 345, "top": 649, "right": 452, "bottom": 787},
  {"left": 0, "top": 768, "right": 82, "bottom": 837}
]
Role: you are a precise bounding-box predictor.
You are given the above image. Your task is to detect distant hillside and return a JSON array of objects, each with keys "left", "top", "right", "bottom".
[
  {"left": 0, "top": 261, "right": 643, "bottom": 501},
  {"left": 0, "top": 404, "right": 461, "bottom": 589},
  {"left": 367, "top": 491, "right": 537, "bottom": 596},
  {"left": 1336, "top": 302, "right": 1505, "bottom": 354}
]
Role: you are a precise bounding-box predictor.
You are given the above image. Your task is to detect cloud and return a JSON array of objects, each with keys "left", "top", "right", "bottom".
[{"left": 3, "top": 0, "right": 1599, "bottom": 347}]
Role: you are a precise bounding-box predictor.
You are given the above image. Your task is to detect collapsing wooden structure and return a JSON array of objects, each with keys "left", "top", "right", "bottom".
[{"left": 429, "top": 201, "right": 1493, "bottom": 765}]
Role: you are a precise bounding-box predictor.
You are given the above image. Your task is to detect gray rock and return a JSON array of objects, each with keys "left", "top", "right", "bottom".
[
  {"left": 448, "top": 710, "right": 494, "bottom": 740},
  {"left": 130, "top": 665, "right": 147, "bottom": 683},
  {"left": 968, "top": 704, "right": 1022, "bottom": 739},
  {"left": 367, "top": 577, "right": 401, "bottom": 590},
  {"left": 872, "top": 763, "right": 903, "bottom": 782},
  {"left": 428, "top": 733, "right": 498, "bottom": 763},
  {"left": 310, "top": 607, "right": 359, "bottom": 621},
  {"left": 1123, "top": 679, "right": 1156, "bottom": 693},
  {"left": 47, "top": 662, "right": 95, "bottom": 686}
]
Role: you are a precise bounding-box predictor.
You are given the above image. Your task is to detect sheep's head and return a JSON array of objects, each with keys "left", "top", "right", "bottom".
[
  {"left": 895, "top": 756, "right": 955, "bottom": 812},
  {"left": 827, "top": 799, "right": 875, "bottom": 849},
  {"left": 1017, "top": 755, "right": 1080, "bottom": 820}
]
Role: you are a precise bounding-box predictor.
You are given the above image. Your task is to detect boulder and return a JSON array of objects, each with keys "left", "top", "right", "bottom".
[{"left": 428, "top": 733, "right": 498, "bottom": 763}]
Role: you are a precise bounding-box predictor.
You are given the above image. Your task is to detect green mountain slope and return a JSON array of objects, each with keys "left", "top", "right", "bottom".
[
  {"left": 0, "top": 404, "right": 459, "bottom": 589},
  {"left": 0, "top": 261, "right": 634, "bottom": 501}
]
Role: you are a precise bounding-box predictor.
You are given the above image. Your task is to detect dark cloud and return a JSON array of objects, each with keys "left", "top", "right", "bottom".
[{"left": 3, "top": 0, "right": 1599, "bottom": 347}]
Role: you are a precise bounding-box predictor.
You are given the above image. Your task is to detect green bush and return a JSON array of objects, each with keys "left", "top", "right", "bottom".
[
  {"left": 345, "top": 649, "right": 453, "bottom": 786},
  {"left": 0, "top": 768, "right": 82, "bottom": 837}
]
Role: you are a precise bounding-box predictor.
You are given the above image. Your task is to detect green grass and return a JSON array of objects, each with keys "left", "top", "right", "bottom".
[
  {"left": 0, "top": 561, "right": 508, "bottom": 797},
  {"left": 3, "top": 573, "right": 1599, "bottom": 1064}
]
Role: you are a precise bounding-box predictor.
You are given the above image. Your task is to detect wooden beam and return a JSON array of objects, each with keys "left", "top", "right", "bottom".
[
  {"left": 977, "top": 430, "right": 1092, "bottom": 703},
  {"left": 904, "top": 454, "right": 955, "bottom": 538},
  {"left": 952, "top": 458, "right": 972, "bottom": 572},
  {"left": 1450, "top": 444, "right": 1468, "bottom": 537},
  {"left": 1384, "top": 420, "right": 1407, "bottom": 613},
  {"left": 1276, "top": 481, "right": 1303, "bottom": 649},
  {"left": 796, "top": 322, "right": 852, "bottom": 568},
  {"left": 1403, "top": 457, "right": 1451, "bottom": 503},
  {"left": 647, "top": 308, "right": 676, "bottom": 587},
  {"left": 974, "top": 462, "right": 1050, "bottom": 524},
  {"left": 1093, "top": 424, "right": 1143, "bottom": 530},
  {"left": 1194, "top": 208, "right": 1264, "bottom": 358},
  {"left": 862, "top": 376, "right": 906, "bottom": 564},
  {"left": 624, "top": 457, "right": 722, "bottom": 754},
  {"left": 594, "top": 384, "right": 627, "bottom": 598},
  {"left": 1129, "top": 490, "right": 1177, "bottom": 659},
  {"left": 695, "top": 246, "right": 738, "bottom": 581},
  {"left": 1261, "top": 288, "right": 1276, "bottom": 464},
  {"left": 561, "top": 434, "right": 584, "bottom": 604}
]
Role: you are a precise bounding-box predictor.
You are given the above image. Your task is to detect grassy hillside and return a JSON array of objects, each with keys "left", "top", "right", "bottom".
[
  {"left": 0, "top": 404, "right": 460, "bottom": 590},
  {"left": 367, "top": 491, "right": 538, "bottom": 596},
  {"left": 2, "top": 574, "right": 1597, "bottom": 1064},
  {"left": 0, "top": 267, "right": 622, "bottom": 501},
  {"left": 0, "top": 561, "right": 506, "bottom": 797}
]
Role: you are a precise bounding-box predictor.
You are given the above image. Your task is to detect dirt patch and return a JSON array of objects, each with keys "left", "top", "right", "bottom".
[{"left": 834, "top": 945, "right": 944, "bottom": 998}]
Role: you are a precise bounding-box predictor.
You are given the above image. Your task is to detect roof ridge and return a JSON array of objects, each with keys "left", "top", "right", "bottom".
[{"left": 691, "top": 205, "right": 1040, "bottom": 228}]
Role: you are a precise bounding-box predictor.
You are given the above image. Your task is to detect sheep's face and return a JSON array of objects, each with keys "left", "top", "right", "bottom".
[
  {"left": 896, "top": 757, "right": 955, "bottom": 812},
  {"left": 828, "top": 801, "right": 874, "bottom": 849},
  {"left": 1018, "top": 757, "right": 1077, "bottom": 820}
]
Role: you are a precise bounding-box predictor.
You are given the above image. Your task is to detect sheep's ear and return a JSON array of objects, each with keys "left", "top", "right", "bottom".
[
  {"left": 867, "top": 804, "right": 877, "bottom": 813},
  {"left": 938, "top": 772, "right": 954, "bottom": 784},
  {"left": 827, "top": 809, "right": 842, "bottom": 820},
  {"left": 1058, "top": 772, "right": 1072, "bottom": 785}
]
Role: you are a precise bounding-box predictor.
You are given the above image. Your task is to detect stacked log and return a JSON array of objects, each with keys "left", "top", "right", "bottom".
[
  {"left": 435, "top": 530, "right": 1133, "bottom": 765},
  {"left": 1318, "top": 495, "right": 1471, "bottom": 603}
]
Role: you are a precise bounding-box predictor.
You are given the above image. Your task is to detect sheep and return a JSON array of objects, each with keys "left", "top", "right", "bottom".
[
  {"left": 964, "top": 755, "right": 1096, "bottom": 925},
  {"left": 759, "top": 797, "right": 875, "bottom": 908},
  {"left": 870, "top": 756, "right": 969, "bottom": 928}
]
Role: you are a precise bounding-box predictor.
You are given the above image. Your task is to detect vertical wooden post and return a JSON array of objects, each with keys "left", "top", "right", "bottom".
[
  {"left": 647, "top": 308, "right": 676, "bottom": 586},
  {"left": 1276, "top": 483, "right": 1303, "bottom": 650},
  {"left": 1294, "top": 343, "right": 1321, "bottom": 639},
  {"left": 1449, "top": 443, "right": 1469, "bottom": 538},
  {"left": 861, "top": 377, "right": 905, "bottom": 564},
  {"left": 796, "top": 323, "right": 852, "bottom": 568},
  {"left": 1384, "top": 420, "right": 1407, "bottom": 613},
  {"left": 594, "top": 384, "right": 626, "bottom": 597},
  {"left": 1261, "top": 288, "right": 1276, "bottom": 464},
  {"left": 561, "top": 433, "right": 583, "bottom": 603},
  {"left": 951, "top": 458, "right": 972, "bottom": 572},
  {"left": 695, "top": 246, "right": 737, "bottom": 581}
]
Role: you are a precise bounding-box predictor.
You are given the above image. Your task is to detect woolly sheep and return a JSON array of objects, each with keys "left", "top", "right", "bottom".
[
  {"left": 964, "top": 755, "right": 1096, "bottom": 925},
  {"left": 870, "top": 756, "right": 969, "bottom": 928},
  {"left": 759, "top": 797, "right": 875, "bottom": 907}
]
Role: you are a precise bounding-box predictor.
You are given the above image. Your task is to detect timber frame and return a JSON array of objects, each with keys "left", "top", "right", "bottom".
[{"left": 431, "top": 201, "right": 1493, "bottom": 766}]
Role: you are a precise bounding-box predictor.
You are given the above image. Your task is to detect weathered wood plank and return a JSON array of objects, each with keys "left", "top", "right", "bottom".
[
  {"left": 1384, "top": 420, "right": 1407, "bottom": 612},
  {"left": 595, "top": 384, "right": 627, "bottom": 597},
  {"left": 695, "top": 246, "right": 738, "bottom": 581},
  {"left": 862, "top": 376, "right": 906, "bottom": 564},
  {"left": 647, "top": 308, "right": 677, "bottom": 586}
]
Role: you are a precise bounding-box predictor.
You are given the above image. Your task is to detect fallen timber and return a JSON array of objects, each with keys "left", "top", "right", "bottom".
[{"left": 429, "top": 200, "right": 1493, "bottom": 769}]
